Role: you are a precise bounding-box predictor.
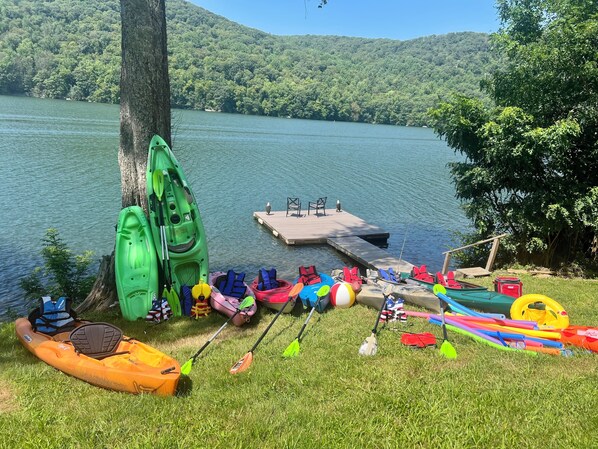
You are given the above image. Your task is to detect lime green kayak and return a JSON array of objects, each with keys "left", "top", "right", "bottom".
[
  {"left": 146, "top": 135, "right": 209, "bottom": 296},
  {"left": 115, "top": 206, "right": 159, "bottom": 320}
]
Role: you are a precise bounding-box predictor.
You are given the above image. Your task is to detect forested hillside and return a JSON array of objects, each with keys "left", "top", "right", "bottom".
[{"left": 0, "top": 0, "right": 495, "bottom": 126}]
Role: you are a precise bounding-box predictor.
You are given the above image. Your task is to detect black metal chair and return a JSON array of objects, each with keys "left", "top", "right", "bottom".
[
  {"left": 286, "top": 197, "right": 301, "bottom": 217},
  {"left": 308, "top": 197, "right": 327, "bottom": 215}
]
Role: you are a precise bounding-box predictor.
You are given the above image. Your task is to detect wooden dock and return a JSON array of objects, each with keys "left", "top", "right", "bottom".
[
  {"left": 328, "top": 236, "right": 414, "bottom": 273},
  {"left": 254, "top": 209, "right": 414, "bottom": 272},
  {"left": 253, "top": 210, "right": 389, "bottom": 245}
]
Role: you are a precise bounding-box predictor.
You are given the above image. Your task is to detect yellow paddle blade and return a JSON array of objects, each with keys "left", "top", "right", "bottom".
[
  {"left": 433, "top": 283, "right": 447, "bottom": 296},
  {"left": 230, "top": 351, "right": 253, "bottom": 375},
  {"left": 152, "top": 170, "right": 164, "bottom": 200},
  {"left": 282, "top": 339, "right": 300, "bottom": 358}
]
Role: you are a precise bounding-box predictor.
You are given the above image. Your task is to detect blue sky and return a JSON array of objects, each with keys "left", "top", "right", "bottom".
[{"left": 188, "top": 0, "right": 500, "bottom": 40}]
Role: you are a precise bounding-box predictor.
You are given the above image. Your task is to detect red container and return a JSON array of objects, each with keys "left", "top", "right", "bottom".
[{"left": 494, "top": 276, "right": 523, "bottom": 298}]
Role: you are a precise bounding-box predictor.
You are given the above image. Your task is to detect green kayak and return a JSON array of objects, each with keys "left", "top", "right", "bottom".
[
  {"left": 115, "top": 206, "right": 159, "bottom": 320},
  {"left": 146, "top": 135, "right": 209, "bottom": 298},
  {"left": 402, "top": 270, "right": 515, "bottom": 317}
]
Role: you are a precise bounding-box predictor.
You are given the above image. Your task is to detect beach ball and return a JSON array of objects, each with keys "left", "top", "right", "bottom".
[{"left": 330, "top": 282, "right": 355, "bottom": 308}]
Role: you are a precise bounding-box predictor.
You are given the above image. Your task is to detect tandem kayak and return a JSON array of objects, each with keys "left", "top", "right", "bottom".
[
  {"left": 115, "top": 206, "right": 159, "bottom": 321},
  {"left": 146, "top": 135, "right": 209, "bottom": 295},
  {"left": 15, "top": 318, "right": 180, "bottom": 396}
]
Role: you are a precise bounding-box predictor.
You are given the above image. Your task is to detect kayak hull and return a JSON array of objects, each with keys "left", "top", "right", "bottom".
[
  {"left": 405, "top": 274, "right": 515, "bottom": 316},
  {"left": 147, "top": 135, "right": 209, "bottom": 292},
  {"left": 208, "top": 272, "right": 257, "bottom": 326},
  {"left": 295, "top": 273, "right": 334, "bottom": 313},
  {"left": 115, "top": 206, "right": 159, "bottom": 321},
  {"left": 15, "top": 318, "right": 180, "bottom": 396},
  {"left": 250, "top": 277, "right": 296, "bottom": 313}
]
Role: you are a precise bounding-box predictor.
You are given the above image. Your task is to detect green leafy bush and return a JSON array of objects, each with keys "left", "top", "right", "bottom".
[{"left": 20, "top": 229, "right": 96, "bottom": 307}]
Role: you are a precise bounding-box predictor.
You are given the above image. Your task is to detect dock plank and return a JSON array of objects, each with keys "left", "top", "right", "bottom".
[
  {"left": 327, "top": 236, "right": 414, "bottom": 273},
  {"left": 253, "top": 210, "right": 389, "bottom": 245}
]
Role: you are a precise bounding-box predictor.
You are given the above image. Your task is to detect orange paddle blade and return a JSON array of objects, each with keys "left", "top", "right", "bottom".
[
  {"left": 289, "top": 282, "right": 304, "bottom": 298},
  {"left": 230, "top": 351, "right": 253, "bottom": 375}
]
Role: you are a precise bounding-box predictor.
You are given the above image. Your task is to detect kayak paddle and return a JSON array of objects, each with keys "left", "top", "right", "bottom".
[
  {"left": 433, "top": 284, "right": 457, "bottom": 359},
  {"left": 359, "top": 289, "right": 393, "bottom": 356},
  {"left": 283, "top": 284, "right": 331, "bottom": 358},
  {"left": 230, "top": 282, "right": 304, "bottom": 375},
  {"left": 180, "top": 296, "right": 255, "bottom": 375},
  {"left": 152, "top": 170, "right": 180, "bottom": 314}
]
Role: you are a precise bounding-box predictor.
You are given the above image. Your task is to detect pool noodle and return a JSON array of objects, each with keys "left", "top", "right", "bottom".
[{"left": 443, "top": 324, "right": 537, "bottom": 356}]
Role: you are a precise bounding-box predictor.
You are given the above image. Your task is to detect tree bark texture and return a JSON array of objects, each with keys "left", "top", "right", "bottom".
[
  {"left": 84, "top": 0, "right": 172, "bottom": 311},
  {"left": 76, "top": 254, "right": 117, "bottom": 313},
  {"left": 119, "top": 0, "right": 171, "bottom": 211}
]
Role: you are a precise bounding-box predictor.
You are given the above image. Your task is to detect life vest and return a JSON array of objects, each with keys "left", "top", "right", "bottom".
[
  {"left": 379, "top": 268, "right": 398, "bottom": 282},
  {"left": 298, "top": 265, "right": 321, "bottom": 285},
  {"left": 32, "top": 296, "right": 76, "bottom": 334},
  {"left": 257, "top": 268, "right": 279, "bottom": 291},
  {"left": 216, "top": 270, "right": 247, "bottom": 299},
  {"left": 343, "top": 267, "right": 362, "bottom": 285},
  {"left": 179, "top": 285, "right": 194, "bottom": 316}
]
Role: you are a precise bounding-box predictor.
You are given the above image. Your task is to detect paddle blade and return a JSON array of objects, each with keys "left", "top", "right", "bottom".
[
  {"left": 359, "top": 333, "right": 378, "bottom": 356},
  {"left": 433, "top": 283, "right": 447, "bottom": 296},
  {"left": 238, "top": 296, "right": 255, "bottom": 310},
  {"left": 282, "top": 339, "right": 300, "bottom": 358},
  {"left": 440, "top": 340, "right": 457, "bottom": 359},
  {"left": 164, "top": 287, "right": 181, "bottom": 317},
  {"left": 152, "top": 170, "right": 164, "bottom": 200},
  {"left": 180, "top": 358, "right": 193, "bottom": 375},
  {"left": 230, "top": 351, "right": 253, "bottom": 375},
  {"left": 316, "top": 284, "right": 330, "bottom": 298},
  {"left": 289, "top": 282, "right": 304, "bottom": 298}
]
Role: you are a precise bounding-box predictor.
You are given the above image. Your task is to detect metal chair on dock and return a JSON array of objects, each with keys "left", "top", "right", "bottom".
[
  {"left": 286, "top": 197, "right": 301, "bottom": 217},
  {"left": 308, "top": 197, "right": 327, "bottom": 215}
]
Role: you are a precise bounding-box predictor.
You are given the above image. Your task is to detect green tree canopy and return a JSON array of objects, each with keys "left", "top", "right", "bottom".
[{"left": 431, "top": 0, "right": 598, "bottom": 270}]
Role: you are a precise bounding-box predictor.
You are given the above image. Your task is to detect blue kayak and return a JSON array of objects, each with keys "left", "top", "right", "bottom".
[{"left": 295, "top": 273, "right": 334, "bottom": 313}]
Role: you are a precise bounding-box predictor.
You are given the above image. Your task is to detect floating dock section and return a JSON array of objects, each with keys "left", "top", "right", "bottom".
[{"left": 253, "top": 210, "right": 412, "bottom": 273}]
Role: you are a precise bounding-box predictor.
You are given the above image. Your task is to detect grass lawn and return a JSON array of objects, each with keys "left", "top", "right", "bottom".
[{"left": 1, "top": 272, "right": 597, "bottom": 448}]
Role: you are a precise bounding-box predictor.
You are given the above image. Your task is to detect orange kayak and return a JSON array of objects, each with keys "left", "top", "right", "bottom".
[{"left": 15, "top": 318, "right": 180, "bottom": 396}]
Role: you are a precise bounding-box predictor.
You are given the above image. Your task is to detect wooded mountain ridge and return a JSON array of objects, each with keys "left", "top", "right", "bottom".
[{"left": 0, "top": 0, "right": 496, "bottom": 126}]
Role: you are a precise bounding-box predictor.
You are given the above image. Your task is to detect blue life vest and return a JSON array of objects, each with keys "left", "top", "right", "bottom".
[
  {"left": 34, "top": 296, "right": 75, "bottom": 334},
  {"left": 257, "top": 268, "right": 279, "bottom": 291},
  {"left": 216, "top": 270, "right": 247, "bottom": 299}
]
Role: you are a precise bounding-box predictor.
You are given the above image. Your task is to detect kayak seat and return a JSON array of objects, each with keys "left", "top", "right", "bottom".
[
  {"left": 168, "top": 237, "right": 196, "bottom": 254},
  {"left": 446, "top": 271, "right": 462, "bottom": 289},
  {"left": 298, "top": 265, "right": 321, "bottom": 285},
  {"left": 69, "top": 323, "right": 124, "bottom": 360}
]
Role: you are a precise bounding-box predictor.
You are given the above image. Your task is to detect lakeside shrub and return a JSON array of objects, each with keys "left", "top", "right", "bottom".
[{"left": 20, "top": 228, "right": 96, "bottom": 307}]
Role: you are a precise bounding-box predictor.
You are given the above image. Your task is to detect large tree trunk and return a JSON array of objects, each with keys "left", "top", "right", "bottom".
[{"left": 81, "top": 0, "right": 171, "bottom": 312}]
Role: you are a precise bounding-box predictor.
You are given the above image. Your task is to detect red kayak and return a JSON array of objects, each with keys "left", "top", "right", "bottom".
[{"left": 251, "top": 277, "right": 296, "bottom": 313}]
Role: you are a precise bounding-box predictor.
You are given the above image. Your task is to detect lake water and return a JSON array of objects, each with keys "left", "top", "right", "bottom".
[{"left": 0, "top": 95, "right": 469, "bottom": 321}]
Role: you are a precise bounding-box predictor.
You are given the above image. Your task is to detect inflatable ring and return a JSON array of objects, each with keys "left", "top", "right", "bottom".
[{"left": 510, "top": 294, "right": 569, "bottom": 329}]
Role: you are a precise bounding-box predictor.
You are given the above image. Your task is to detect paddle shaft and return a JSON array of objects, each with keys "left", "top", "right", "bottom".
[
  {"left": 372, "top": 294, "right": 389, "bottom": 334},
  {"left": 295, "top": 291, "right": 326, "bottom": 342},
  {"left": 189, "top": 309, "right": 240, "bottom": 363},
  {"left": 154, "top": 175, "right": 174, "bottom": 286},
  {"left": 439, "top": 297, "right": 449, "bottom": 341},
  {"left": 249, "top": 296, "right": 292, "bottom": 353}
]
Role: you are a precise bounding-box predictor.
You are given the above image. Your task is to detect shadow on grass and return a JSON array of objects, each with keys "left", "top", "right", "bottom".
[{"left": 175, "top": 375, "right": 193, "bottom": 397}]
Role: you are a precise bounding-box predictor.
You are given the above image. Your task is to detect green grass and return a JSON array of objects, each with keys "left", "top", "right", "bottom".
[{"left": 1, "top": 273, "right": 597, "bottom": 448}]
